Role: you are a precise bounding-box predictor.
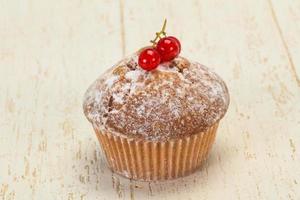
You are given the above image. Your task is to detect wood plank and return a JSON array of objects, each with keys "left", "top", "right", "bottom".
[
  {"left": 0, "top": 0, "right": 299, "bottom": 199},
  {"left": 268, "top": 0, "right": 300, "bottom": 86}
]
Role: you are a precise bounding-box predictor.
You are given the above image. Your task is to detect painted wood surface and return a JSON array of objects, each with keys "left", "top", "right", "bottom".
[{"left": 0, "top": 0, "right": 299, "bottom": 199}]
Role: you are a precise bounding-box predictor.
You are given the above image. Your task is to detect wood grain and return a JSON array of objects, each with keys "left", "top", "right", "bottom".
[{"left": 0, "top": 0, "right": 299, "bottom": 199}]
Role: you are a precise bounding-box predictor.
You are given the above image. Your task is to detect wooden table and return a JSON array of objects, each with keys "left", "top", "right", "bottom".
[{"left": 1, "top": 0, "right": 299, "bottom": 199}]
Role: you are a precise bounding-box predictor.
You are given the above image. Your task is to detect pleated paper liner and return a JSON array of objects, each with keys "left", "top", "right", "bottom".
[{"left": 94, "top": 123, "right": 219, "bottom": 181}]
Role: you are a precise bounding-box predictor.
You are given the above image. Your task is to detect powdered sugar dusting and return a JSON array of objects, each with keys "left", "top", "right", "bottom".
[
  {"left": 125, "top": 70, "right": 143, "bottom": 82},
  {"left": 104, "top": 75, "right": 118, "bottom": 87},
  {"left": 83, "top": 54, "right": 230, "bottom": 141}
]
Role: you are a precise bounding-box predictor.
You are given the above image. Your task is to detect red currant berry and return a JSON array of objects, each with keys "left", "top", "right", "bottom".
[
  {"left": 156, "top": 36, "right": 181, "bottom": 62},
  {"left": 168, "top": 36, "right": 181, "bottom": 52},
  {"left": 138, "top": 48, "right": 161, "bottom": 71}
]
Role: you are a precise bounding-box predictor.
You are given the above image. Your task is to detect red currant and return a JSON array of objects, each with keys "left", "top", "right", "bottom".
[
  {"left": 156, "top": 36, "right": 181, "bottom": 62},
  {"left": 138, "top": 48, "right": 161, "bottom": 71},
  {"left": 168, "top": 36, "right": 181, "bottom": 52}
]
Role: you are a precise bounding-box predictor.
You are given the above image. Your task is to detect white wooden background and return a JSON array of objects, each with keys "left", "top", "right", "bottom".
[{"left": 1, "top": 0, "right": 300, "bottom": 199}]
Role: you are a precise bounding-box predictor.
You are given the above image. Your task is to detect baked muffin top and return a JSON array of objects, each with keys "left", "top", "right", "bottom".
[{"left": 83, "top": 54, "right": 229, "bottom": 141}]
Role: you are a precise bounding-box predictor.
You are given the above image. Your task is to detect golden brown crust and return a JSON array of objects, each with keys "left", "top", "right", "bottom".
[{"left": 83, "top": 54, "right": 229, "bottom": 141}]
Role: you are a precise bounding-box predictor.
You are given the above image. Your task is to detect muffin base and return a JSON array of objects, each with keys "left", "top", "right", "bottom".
[{"left": 94, "top": 123, "right": 218, "bottom": 181}]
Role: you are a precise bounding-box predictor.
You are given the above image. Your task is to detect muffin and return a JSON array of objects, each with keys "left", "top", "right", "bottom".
[{"left": 83, "top": 54, "right": 230, "bottom": 181}]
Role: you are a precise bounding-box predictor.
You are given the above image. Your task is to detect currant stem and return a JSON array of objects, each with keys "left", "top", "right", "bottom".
[
  {"left": 150, "top": 19, "right": 167, "bottom": 46},
  {"left": 161, "top": 19, "right": 167, "bottom": 35}
]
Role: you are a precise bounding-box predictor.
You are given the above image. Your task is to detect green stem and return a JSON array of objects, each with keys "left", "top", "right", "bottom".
[{"left": 150, "top": 19, "right": 167, "bottom": 46}]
